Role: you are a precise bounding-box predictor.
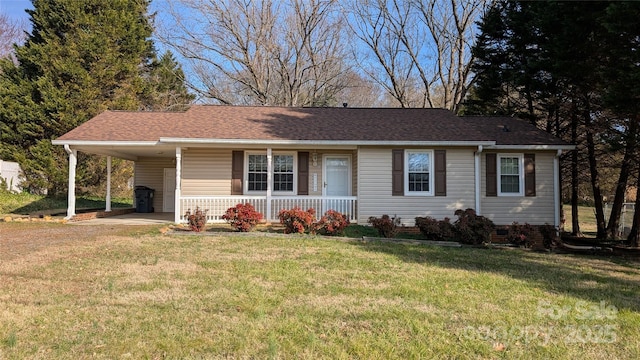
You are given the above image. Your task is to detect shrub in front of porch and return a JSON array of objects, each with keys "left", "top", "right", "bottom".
[
  {"left": 453, "top": 208, "right": 495, "bottom": 245},
  {"left": 414, "top": 216, "right": 455, "bottom": 241},
  {"left": 368, "top": 214, "right": 401, "bottom": 238},
  {"left": 278, "top": 207, "right": 316, "bottom": 234},
  {"left": 185, "top": 207, "right": 207, "bottom": 232},
  {"left": 222, "top": 203, "right": 263, "bottom": 232},
  {"left": 312, "top": 210, "right": 350, "bottom": 236}
]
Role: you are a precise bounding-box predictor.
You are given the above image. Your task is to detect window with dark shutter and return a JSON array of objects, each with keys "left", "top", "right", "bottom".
[
  {"left": 392, "top": 149, "right": 404, "bottom": 196},
  {"left": 231, "top": 150, "right": 244, "bottom": 195},
  {"left": 434, "top": 150, "right": 446, "bottom": 196},
  {"left": 298, "top": 152, "right": 309, "bottom": 195},
  {"left": 524, "top": 153, "right": 536, "bottom": 197},
  {"left": 486, "top": 153, "right": 497, "bottom": 197}
]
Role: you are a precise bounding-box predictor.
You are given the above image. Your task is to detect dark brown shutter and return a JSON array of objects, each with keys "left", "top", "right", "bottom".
[
  {"left": 231, "top": 150, "right": 243, "bottom": 195},
  {"left": 392, "top": 149, "right": 404, "bottom": 196},
  {"left": 434, "top": 150, "right": 446, "bottom": 196},
  {"left": 486, "top": 153, "right": 497, "bottom": 197},
  {"left": 298, "top": 152, "right": 309, "bottom": 195},
  {"left": 524, "top": 153, "right": 536, "bottom": 197}
]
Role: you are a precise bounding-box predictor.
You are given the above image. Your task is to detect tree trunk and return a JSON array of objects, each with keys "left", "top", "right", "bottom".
[
  {"left": 627, "top": 163, "right": 640, "bottom": 247},
  {"left": 584, "top": 101, "right": 607, "bottom": 239},
  {"left": 608, "top": 116, "right": 639, "bottom": 239},
  {"left": 570, "top": 101, "right": 582, "bottom": 236}
]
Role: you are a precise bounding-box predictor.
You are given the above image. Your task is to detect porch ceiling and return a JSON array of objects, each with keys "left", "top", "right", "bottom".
[{"left": 73, "top": 144, "right": 177, "bottom": 160}]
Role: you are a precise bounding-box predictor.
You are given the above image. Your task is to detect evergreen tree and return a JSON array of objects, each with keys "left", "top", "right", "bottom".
[
  {"left": 141, "top": 50, "right": 195, "bottom": 111},
  {"left": 0, "top": 0, "right": 192, "bottom": 195},
  {"left": 468, "top": 1, "right": 640, "bottom": 240}
]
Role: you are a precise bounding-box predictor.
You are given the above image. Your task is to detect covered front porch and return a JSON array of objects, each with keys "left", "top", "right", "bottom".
[{"left": 56, "top": 142, "right": 359, "bottom": 224}]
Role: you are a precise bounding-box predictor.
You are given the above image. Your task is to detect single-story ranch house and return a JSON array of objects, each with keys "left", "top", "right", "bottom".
[{"left": 52, "top": 105, "right": 573, "bottom": 227}]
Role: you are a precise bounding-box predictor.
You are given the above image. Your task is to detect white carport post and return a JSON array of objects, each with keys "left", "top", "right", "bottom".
[
  {"left": 174, "top": 147, "right": 182, "bottom": 223},
  {"left": 63, "top": 145, "right": 77, "bottom": 220},
  {"left": 266, "top": 148, "right": 272, "bottom": 220},
  {"left": 105, "top": 156, "right": 112, "bottom": 212}
]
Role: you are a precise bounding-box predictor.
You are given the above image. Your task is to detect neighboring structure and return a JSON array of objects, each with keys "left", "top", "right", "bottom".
[
  {"left": 0, "top": 159, "right": 22, "bottom": 192},
  {"left": 52, "top": 106, "right": 573, "bottom": 226}
]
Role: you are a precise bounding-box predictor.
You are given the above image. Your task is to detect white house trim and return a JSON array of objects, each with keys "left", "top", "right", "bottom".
[
  {"left": 174, "top": 147, "right": 182, "bottom": 223},
  {"left": 554, "top": 149, "right": 562, "bottom": 228},
  {"left": 106, "top": 156, "right": 112, "bottom": 212},
  {"left": 475, "top": 145, "right": 483, "bottom": 215},
  {"left": 63, "top": 145, "right": 77, "bottom": 220},
  {"left": 487, "top": 145, "right": 575, "bottom": 151},
  {"left": 159, "top": 137, "right": 497, "bottom": 147}
]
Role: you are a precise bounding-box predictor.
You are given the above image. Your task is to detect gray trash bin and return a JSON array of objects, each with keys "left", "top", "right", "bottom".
[{"left": 134, "top": 186, "right": 155, "bottom": 213}]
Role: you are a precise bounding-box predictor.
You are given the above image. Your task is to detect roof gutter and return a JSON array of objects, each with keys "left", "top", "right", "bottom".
[
  {"left": 159, "top": 137, "right": 497, "bottom": 147},
  {"left": 52, "top": 140, "right": 159, "bottom": 146},
  {"left": 486, "top": 144, "right": 575, "bottom": 151}
]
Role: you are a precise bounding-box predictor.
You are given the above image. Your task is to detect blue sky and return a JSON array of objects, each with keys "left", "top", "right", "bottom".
[{"left": 0, "top": 0, "right": 32, "bottom": 21}]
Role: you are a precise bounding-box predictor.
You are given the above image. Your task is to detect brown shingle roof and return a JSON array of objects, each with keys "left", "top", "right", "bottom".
[{"left": 55, "top": 105, "right": 569, "bottom": 146}]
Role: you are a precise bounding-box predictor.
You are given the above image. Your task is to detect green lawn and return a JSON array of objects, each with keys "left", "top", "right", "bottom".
[
  {"left": 0, "top": 192, "right": 132, "bottom": 216},
  {"left": 1, "top": 223, "right": 638, "bottom": 359}
]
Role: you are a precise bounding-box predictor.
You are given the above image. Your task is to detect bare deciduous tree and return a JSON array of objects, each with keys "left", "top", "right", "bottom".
[
  {"left": 0, "top": 13, "right": 25, "bottom": 63},
  {"left": 159, "top": 0, "right": 352, "bottom": 106},
  {"left": 347, "top": 0, "right": 488, "bottom": 111}
]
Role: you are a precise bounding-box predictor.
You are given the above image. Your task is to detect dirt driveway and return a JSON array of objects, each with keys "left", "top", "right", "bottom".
[{"left": 0, "top": 222, "right": 156, "bottom": 261}]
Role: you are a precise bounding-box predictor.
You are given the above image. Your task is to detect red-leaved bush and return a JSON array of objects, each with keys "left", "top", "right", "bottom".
[
  {"left": 222, "top": 203, "right": 263, "bottom": 232},
  {"left": 278, "top": 207, "right": 316, "bottom": 234},
  {"left": 368, "top": 214, "right": 401, "bottom": 238},
  {"left": 185, "top": 207, "right": 207, "bottom": 232},
  {"left": 312, "top": 210, "right": 350, "bottom": 236}
]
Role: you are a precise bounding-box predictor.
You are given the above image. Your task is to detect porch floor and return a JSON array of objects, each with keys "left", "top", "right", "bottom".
[{"left": 70, "top": 212, "right": 174, "bottom": 225}]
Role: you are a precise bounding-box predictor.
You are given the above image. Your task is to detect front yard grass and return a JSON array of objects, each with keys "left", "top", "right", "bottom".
[{"left": 1, "top": 223, "right": 638, "bottom": 359}]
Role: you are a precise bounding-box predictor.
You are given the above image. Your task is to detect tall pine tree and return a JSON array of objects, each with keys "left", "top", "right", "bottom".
[
  {"left": 467, "top": 1, "right": 640, "bottom": 241},
  {"left": 0, "top": 0, "right": 192, "bottom": 195}
]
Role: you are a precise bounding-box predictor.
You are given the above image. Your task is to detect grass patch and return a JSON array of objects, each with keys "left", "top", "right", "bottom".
[
  {"left": 0, "top": 192, "right": 132, "bottom": 215},
  {"left": 1, "top": 224, "right": 638, "bottom": 358}
]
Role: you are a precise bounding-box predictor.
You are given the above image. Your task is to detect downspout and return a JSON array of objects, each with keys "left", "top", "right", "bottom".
[
  {"left": 63, "top": 144, "right": 77, "bottom": 220},
  {"left": 475, "top": 145, "right": 483, "bottom": 215},
  {"left": 554, "top": 149, "right": 562, "bottom": 229}
]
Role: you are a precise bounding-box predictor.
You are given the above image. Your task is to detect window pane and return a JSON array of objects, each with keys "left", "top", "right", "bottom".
[
  {"left": 500, "top": 157, "right": 519, "bottom": 175},
  {"left": 501, "top": 175, "right": 519, "bottom": 193},
  {"left": 248, "top": 155, "right": 267, "bottom": 191},
  {"left": 408, "top": 172, "right": 430, "bottom": 192},
  {"left": 500, "top": 157, "right": 520, "bottom": 193},
  {"left": 274, "top": 155, "right": 293, "bottom": 173},
  {"left": 408, "top": 153, "right": 430, "bottom": 172},
  {"left": 273, "top": 155, "right": 294, "bottom": 192},
  {"left": 407, "top": 152, "right": 430, "bottom": 192}
]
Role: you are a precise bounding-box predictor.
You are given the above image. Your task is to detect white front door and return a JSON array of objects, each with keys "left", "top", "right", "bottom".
[
  {"left": 324, "top": 155, "right": 351, "bottom": 197},
  {"left": 163, "top": 168, "right": 176, "bottom": 212}
]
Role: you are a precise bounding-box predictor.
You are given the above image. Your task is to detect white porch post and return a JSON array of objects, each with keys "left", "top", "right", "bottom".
[
  {"left": 474, "top": 145, "right": 483, "bottom": 215},
  {"left": 64, "top": 145, "right": 77, "bottom": 220},
  {"left": 174, "top": 147, "right": 182, "bottom": 223},
  {"left": 105, "top": 156, "right": 112, "bottom": 212},
  {"left": 266, "top": 148, "right": 273, "bottom": 220},
  {"left": 554, "top": 149, "right": 562, "bottom": 229}
]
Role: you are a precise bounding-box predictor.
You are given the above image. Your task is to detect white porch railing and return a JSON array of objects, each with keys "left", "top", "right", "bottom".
[{"left": 180, "top": 196, "right": 357, "bottom": 223}]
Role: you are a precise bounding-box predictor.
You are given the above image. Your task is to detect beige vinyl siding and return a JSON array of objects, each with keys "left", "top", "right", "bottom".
[
  {"left": 181, "top": 149, "right": 232, "bottom": 196},
  {"left": 357, "top": 147, "right": 476, "bottom": 226},
  {"left": 481, "top": 151, "right": 555, "bottom": 225},
  {"left": 134, "top": 157, "right": 175, "bottom": 212}
]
